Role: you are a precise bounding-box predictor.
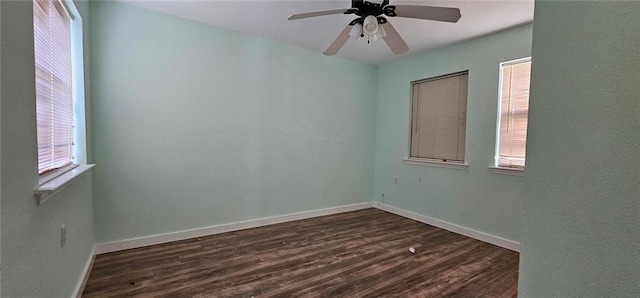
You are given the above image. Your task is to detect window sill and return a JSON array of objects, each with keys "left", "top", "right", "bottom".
[
  {"left": 489, "top": 166, "right": 524, "bottom": 176},
  {"left": 403, "top": 158, "right": 468, "bottom": 170},
  {"left": 34, "top": 164, "right": 95, "bottom": 205}
]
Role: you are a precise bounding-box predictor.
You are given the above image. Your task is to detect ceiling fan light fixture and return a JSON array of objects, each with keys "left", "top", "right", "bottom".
[
  {"left": 349, "top": 23, "right": 363, "bottom": 40},
  {"left": 362, "top": 15, "right": 379, "bottom": 35},
  {"left": 371, "top": 22, "right": 387, "bottom": 42}
]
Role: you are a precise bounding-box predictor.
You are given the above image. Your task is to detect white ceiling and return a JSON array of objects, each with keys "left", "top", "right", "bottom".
[{"left": 120, "top": 0, "right": 534, "bottom": 65}]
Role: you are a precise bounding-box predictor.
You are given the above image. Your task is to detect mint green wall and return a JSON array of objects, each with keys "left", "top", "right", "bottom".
[
  {"left": 373, "top": 24, "right": 532, "bottom": 243},
  {"left": 90, "top": 1, "right": 377, "bottom": 243},
  {"left": 0, "top": 0, "right": 3, "bottom": 279},
  {"left": 0, "top": 0, "right": 3, "bottom": 278},
  {"left": 518, "top": 2, "right": 639, "bottom": 296},
  {"left": 0, "top": 1, "right": 95, "bottom": 297}
]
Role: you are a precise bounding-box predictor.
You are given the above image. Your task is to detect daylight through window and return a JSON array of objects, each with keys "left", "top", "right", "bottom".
[
  {"left": 34, "top": 0, "right": 74, "bottom": 174},
  {"left": 496, "top": 58, "right": 531, "bottom": 169}
]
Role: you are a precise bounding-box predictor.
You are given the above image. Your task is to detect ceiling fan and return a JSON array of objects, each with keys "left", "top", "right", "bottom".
[{"left": 287, "top": 0, "right": 461, "bottom": 56}]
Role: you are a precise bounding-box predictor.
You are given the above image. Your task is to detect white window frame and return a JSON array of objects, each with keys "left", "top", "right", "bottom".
[
  {"left": 490, "top": 57, "right": 531, "bottom": 176},
  {"left": 33, "top": 0, "right": 93, "bottom": 205}
]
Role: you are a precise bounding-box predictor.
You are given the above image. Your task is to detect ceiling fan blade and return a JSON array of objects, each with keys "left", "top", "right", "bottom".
[
  {"left": 381, "top": 22, "right": 409, "bottom": 55},
  {"left": 323, "top": 25, "right": 352, "bottom": 56},
  {"left": 287, "top": 9, "right": 351, "bottom": 21},
  {"left": 392, "top": 5, "right": 461, "bottom": 23}
]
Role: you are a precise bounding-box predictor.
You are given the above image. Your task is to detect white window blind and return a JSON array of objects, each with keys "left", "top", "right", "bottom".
[
  {"left": 410, "top": 72, "right": 468, "bottom": 162},
  {"left": 497, "top": 59, "right": 531, "bottom": 168},
  {"left": 34, "top": 0, "right": 74, "bottom": 174}
]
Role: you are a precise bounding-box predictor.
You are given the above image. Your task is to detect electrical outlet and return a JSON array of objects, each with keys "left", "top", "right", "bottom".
[
  {"left": 394, "top": 176, "right": 398, "bottom": 184},
  {"left": 61, "top": 224, "right": 66, "bottom": 247}
]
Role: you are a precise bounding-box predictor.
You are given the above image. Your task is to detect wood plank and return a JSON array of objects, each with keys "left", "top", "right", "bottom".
[{"left": 83, "top": 208, "right": 518, "bottom": 297}]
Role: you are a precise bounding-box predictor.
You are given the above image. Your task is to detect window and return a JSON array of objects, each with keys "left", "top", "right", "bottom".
[
  {"left": 409, "top": 71, "right": 468, "bottom": 165},
  {"left": 495, "top": 58, "right": 531, "bottom": 170},
  {"left": 34, "top": 0, "right": 73, "bottom": 174},
  {"left": 33, "top": 0, "right": 92, "bottom": 204}
]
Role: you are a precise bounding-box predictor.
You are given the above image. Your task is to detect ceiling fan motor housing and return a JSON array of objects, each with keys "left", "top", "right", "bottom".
[
  {"left": 347, "top": 0, "right": 392, "bottom": 32},
  {"left": 347, "top": 0, "right": 393, "bottom": 17}
]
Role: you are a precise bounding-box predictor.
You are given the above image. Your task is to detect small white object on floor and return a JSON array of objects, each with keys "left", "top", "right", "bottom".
[{"left": 409, "top": 247, "right": 416, "bottom": 254}]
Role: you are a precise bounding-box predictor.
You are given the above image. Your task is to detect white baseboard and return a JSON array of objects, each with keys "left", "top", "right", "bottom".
[
  {"left": 95, "top": 202, "right": 373, "bottom": 254},
  {"left": 73, "top": 246, "right": 96, "bottom": 298},
  {"left": 374, "top": 202, "right": 520, "bottom": 252}
]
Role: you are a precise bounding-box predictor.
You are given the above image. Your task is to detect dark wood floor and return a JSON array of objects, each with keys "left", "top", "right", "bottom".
[{"left": 83, "top": 208, "right": 519, "bottom": 297}]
